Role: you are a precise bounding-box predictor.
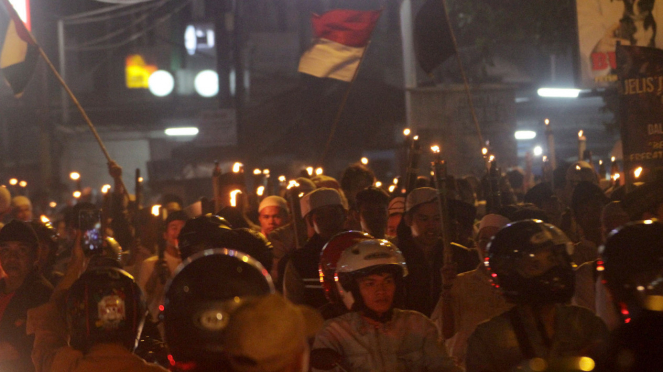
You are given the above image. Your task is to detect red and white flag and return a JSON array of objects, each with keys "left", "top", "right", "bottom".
[{"left": 298, "top": 9, "right": 381, "bottom": 82}]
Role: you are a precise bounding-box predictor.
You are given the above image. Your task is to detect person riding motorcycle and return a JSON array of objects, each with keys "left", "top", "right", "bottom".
[{"left": 313, "top": 238, "right": 460, "bottom": 372}]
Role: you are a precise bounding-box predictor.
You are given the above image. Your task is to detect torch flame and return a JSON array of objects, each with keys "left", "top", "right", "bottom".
[
  {"left": 431, "top": 145, "right": 440, "bottom": 153},
  {"left": 403, "top": 128, "right": 411, "bottom": 136},
  {"left": 230, "top": 190, "right": 242, "bottom": 207},
  {"left": 306, "top": 167, "right": 314, "bottom": 176},
  {"left": 101, "top": 184, "right": 111, "bottom": 194},
  {"left": 482, "top": 147, "right": 488, "bottom": 155},
  {"left": 253, "top": 169, "right": 261, "bottom": 175},
  {"left": 287, "top": 181, "right": 300, "bottom": 190},
  {"left": 634, "top": 167, "right": 643, "bottom": 178},
  {"left": 544, "top": 119, "right": 550, "bottom": 125},
  {"left": 151, "top": 205, "right": 161, "bottom": 217},
  {"left": 232, "top": 162, "right": 243, "bottom": 173},
  {"left": 578, "top": 130, "right": 584, "bottom": 138},
  {"left": 257, "top": 186, "right": 265, "bottom": 196},
  {"left": 40, "top": 215, "right": 50, "bottom": 223}
]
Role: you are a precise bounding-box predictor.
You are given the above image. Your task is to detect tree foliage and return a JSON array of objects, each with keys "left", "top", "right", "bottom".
[{"left": 447, "top": 0, "right": 577, "bottom": 53}]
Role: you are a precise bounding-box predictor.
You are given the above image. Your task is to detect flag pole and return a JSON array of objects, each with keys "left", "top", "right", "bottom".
[
  {"left": 317, "top": 41, "right": 372, "bottom": 166},
  {"left": 438, "top": 0, "right": 484, "bottom": 149},
  {"left": 2, "top": 0, "right": 130, "bottom": 196}
]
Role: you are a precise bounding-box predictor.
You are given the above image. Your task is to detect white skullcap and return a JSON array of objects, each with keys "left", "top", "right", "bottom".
[
  {"left": 388, "top": 197, "right": 405, "bottom": 216},
  {"left": 259, "top": 196, "right": 288, "bottom": 213},
  {"left": 405, "top": 187, "right": 438, "bottom": 212},
  {"left": 478, "top": 214, "right": 510, "bottom": 232},
  {"left": 11, "top": 196, "right": 31, "bottom": 209},
  {"left": 300, "top": 188, "right": 343, "bottom": 218},
  {"left": 0, "top": 187, "right": 10, "bottom": 214}
]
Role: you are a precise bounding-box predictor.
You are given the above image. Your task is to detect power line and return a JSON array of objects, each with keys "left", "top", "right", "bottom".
[
  {"left": 64, "top": 2, "right": 163, "bottom": 25},
  {"left": 69, "top": 0, "right": 172, "bottom": 49},
  {"left": 66, "top": 0, "right": 194, "bottom": 52}
]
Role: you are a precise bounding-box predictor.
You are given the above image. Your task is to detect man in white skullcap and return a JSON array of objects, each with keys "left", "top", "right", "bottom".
[
  {"left": 431, "top": 213, "right": 513, "bottom": 367},
  {"left": 258, "top": 196, "right": 289, "bottom": 237},
  {"left": 0, "top": 187, "right": 10, "bottom": 228},
  {"left": 283, "top": 188, "right": 346, "bottom": 309},
  {"left": 11, "top": 196, "right": 32, "bottom": 222}
]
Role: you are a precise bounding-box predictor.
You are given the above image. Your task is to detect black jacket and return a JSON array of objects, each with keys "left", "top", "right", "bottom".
[
  {"left": 0, "top": 272, "right": 53, "bottom": 372},
  {"left": 396, "top": 236, "right": 478, "bottom": 317},
  {"left": 288, "top": 234, "right": 329, "bottom": 309}
]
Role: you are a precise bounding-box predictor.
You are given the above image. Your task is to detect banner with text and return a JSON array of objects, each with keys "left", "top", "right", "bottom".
[
  {"left": 576, "top": 0, "right": 663, "bottom": 88},
  {"left": 617, "top": 44, "right": 663, "bottom": 182}
]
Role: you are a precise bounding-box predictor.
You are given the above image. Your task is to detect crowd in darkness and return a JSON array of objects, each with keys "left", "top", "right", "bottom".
[{"left": 0, "top": 158, "right": 660, "bottom": 372}]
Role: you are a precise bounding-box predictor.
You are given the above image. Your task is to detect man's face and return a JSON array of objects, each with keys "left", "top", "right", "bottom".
[
  {"left": 164, "top": 220, "right": 186, "bottom": 249},
  {"left": 405, "top": 202, "right": 441, "bottom": 247},
  {"left": 476, "top": 226, "right": 501, "bottom": 261},
  {"left": 357, "top": 272, "right": 396, "bottom": 316},
  {"left": 358, "top": 202, "right": 388, "bottom": 239},
  {"left": 13, "top": 205, "right": 32, "bottom": 222},
  {"left": 311, "top": 205, "right": 346, "bottom": 239},
  {"left": 259, "top": 206, "right": 287, "bottom": 236},
  {"left": 386, "top": 214, "right": 402, "bottom": 239},
  {"left": 0, "top": 241, "right": 36, "bottom": 280}
]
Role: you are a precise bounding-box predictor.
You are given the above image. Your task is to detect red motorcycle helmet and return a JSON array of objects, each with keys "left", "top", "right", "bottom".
[{"left": 319, "top": 231, "right": 373, "bottom": 306}]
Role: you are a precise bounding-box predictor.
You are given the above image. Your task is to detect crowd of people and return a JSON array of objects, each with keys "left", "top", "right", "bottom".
[{"left": 0, "top": 157, "right": 660, "bottom": 372}]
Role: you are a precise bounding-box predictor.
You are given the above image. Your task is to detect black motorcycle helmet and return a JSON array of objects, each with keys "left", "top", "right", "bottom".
[
  {"left": 162, "top": 249, "right": 275, "bottom": 366},
  {"left": 487, "top": 219, "right": 576, "bottom": 305},
  {"left": 178, "top": 214, "right": 272, "bottom": 271},
  {"left": 601, "top": 219, "right": 663, "bottom": 316},
  {"left": 87, "top": 237, "right": 124, "bottom": 270},
  {"left": 177, "top": 214, "right": 232, "bottom": 260},
  {"left": 66, "top": 267, "right": 146, "bottom": 353}
]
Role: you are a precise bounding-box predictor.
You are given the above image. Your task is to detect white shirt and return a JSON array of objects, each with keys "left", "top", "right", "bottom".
[{"left": 136, "top": 252, "right": 181, "bottom": 321}]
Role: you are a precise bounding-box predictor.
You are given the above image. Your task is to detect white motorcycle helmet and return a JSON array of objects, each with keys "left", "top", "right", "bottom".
[{"left": 335, "top": 239, "right": 408, "bottom": 310}]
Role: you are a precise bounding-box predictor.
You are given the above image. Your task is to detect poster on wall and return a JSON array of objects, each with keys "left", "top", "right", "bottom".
[
  {"left": 576, "top": 0, "right": 663, "bottom": 89},
  {"left": 616, "top": 44, "right": 663, "bottom": 183}
]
